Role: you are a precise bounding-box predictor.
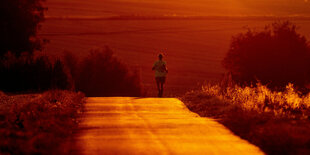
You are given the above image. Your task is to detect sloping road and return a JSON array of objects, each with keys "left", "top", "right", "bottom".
[{"left": 73, "top": 97, "right": 264, "bottom": 154}]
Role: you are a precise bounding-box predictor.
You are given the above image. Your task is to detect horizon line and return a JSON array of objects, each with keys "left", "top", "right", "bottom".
[{"left": 45, "top": 15, "right": 310, "bottom": 21}]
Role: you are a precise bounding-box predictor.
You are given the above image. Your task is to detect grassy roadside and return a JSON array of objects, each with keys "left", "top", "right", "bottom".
[
  {"left": 0, "top": 90, "right": 85, "bottom": 154},
  {"left": 181, "top": 83, "right": 310, "bottom": 155}
]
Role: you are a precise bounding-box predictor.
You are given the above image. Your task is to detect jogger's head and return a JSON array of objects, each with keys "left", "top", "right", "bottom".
[{"left": 158, "top": 53, "right": 163, "bottom": 60}]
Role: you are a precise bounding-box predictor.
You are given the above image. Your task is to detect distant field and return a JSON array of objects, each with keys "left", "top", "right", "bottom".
[{"left": 38, "top": 19, "right": 310, "bottom": 96}]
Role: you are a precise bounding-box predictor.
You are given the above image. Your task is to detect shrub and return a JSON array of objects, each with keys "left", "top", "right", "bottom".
[
  {"left": 0, "top": 52, "right": 69, "bottom": 92},
  {"left": 65, "top": 47, "right": 142, "bottom": 97},
  {"left": 0, "top": 90, "right": 85, "bottom": 154},
  {"left": 223, "top": 21, "right": 310, "bottom": 89}
]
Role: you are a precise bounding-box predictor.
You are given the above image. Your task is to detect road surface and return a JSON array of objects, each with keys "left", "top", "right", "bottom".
[{"left": 72, "top": 97, "right": 264, "bottom": 154}]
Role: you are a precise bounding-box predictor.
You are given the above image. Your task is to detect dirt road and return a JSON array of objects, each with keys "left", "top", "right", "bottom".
[{"left": 72, "top": 97, "right": 263, "bottom": 154}]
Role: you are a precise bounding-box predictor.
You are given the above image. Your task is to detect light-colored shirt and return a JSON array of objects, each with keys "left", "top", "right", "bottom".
[{"left": 153, "top": 60, "right": 167, "bottom": 77}]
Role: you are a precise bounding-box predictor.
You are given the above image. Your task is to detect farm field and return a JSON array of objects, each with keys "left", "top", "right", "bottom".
[
  {"left": 39, "top": 19, "right": 310, "bottom": 96},
  {"left": 39, "top": 0, "right": 310, "bottom": 96}
]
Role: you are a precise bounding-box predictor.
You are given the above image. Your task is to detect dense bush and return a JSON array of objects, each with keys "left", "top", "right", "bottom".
[
  {"left": 64, "top": 47, "right": 142, "bottom": 97},
  {"left": 0, "top": 90, "right": 85, "bottom": 154},
  {"left": 0, "top": 0, "right": 46, "bottom": 56},
  {"left": 0, "top": 47, "right": 142, "bottom": 96},
  {"left": 223, "top": 21, "right": 310, "bottom": 89},
  {"left": 0, "top": 52, "right": 69, "bottom": 92}
]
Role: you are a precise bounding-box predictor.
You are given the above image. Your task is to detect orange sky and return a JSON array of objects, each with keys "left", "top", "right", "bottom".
[{"left": 46, "top": 0, "right": 310, "bottom": 17}]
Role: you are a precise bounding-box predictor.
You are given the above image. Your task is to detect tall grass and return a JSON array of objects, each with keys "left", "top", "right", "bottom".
[
  {"left": 201, "top": 82, "right": 310, "bottom": 119},
  {"left": 182, "top": 82, "right": 310, "bottom": 154}
]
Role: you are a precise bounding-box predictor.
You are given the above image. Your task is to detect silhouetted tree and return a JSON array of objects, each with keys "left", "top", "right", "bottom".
[
  {"left": 74, "top": 47, "right": 142, "bottom": 96},
  {"left": 52, "top": 59, "right": 69, "bottom": 90},
  {"left": 222, "top": 21, "right": 310, "bottom": 89},
  {"left": 0, "top": 0, "right": 46, "bottom": 57},
  {"left": 0, "top": 53, "right": 69, "bottom": 93},
  {"left": 62, "top": 51, "right": 78, "bottom": 90}
]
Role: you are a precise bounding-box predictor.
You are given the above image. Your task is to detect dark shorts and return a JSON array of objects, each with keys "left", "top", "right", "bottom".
[{"left": 155, "top": 77, "right": 166, "bottom": 84}]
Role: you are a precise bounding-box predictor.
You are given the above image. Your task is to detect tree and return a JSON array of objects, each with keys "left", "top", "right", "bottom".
[
  {"left": 0, "top": 0, "right": 46, "bottom": 57},
  {"left": 222, "top": 21, "right": 310, "bottom": 89},
  {"left": 52, "top": 59, "right": 69, "bottom": 90},
  {"left": 75, "top": 47, "right": 142, "bottom": 96}
]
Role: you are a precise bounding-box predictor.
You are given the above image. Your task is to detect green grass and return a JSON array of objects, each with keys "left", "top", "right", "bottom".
[
  {"left": 0, "top": 90, "right": 85, "bottom": 154},
  {"left": 181, "top": 83, "right": 310, "bottom": 155}
]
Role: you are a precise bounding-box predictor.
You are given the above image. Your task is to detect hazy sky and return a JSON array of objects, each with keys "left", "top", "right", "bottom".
[{"left": 46, "top": 0, "right": 310, "bottom": 17}]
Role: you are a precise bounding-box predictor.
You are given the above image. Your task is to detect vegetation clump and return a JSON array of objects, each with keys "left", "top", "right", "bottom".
[
  {"left": 0, "top": 90, "right": 85, "bottom": 154},
  {"left": 0, "top": 47, "right": 143, "bottom": 96},
  {"left": 0, "top": 52, "right": 69, "bottom": 92},
  {"left": 64, "top": 47, "right": 143, "bottom": 97},
  {"left": 223, "top": 21, "right": 310, "bottom": 89}
]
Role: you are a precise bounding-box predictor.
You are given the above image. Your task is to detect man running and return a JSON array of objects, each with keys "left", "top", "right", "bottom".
[{"left": 152, "top": 53, "right": 168, "bottom": 97}]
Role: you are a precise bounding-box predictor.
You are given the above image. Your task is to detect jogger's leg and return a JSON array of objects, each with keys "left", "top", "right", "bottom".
[
  {"left": 160, "top": 82, "right": 164, "bottom": 97},
  {"left": 156, "top": 79, "right": 161, "bottom": 97}
]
